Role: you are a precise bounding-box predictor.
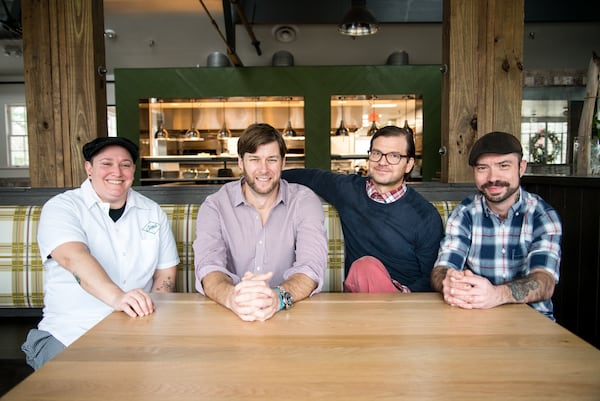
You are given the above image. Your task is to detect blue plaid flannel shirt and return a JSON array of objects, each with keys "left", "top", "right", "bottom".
[{"left": 435, "top": 187, "right": 562, "bottom": 319}]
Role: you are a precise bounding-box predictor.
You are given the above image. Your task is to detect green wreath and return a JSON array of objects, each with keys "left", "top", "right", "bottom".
[{"left": 530, "top": 130, "right": 560, "bottom": 164}]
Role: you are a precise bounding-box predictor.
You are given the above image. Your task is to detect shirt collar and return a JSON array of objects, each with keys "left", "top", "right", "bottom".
[
  {"left": 235, "top": 177, "right": 286, "bottom": 206},
  {"left": 481, "top": 187, "right": 523, "bottom": 219},
  {"left": 81, "top": 178, "right": 134, "bottom": 212},
  {"left": 366, "top": 178, "right": 407, "bottom": 204}
]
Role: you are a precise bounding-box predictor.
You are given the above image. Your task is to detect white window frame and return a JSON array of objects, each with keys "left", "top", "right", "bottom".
[{"left": 5, "top": 103, "right": 29, "bottom": 167}]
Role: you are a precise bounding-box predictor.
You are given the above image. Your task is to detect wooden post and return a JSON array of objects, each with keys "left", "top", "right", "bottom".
[
  {"left": 22, "top": 0, "right": 108, "bottom": 187},
  {"left": 575, "top": 52, "right": 600, "bottom": 176},
  {"left": 441, "top": 0, "right": 524, "bottom": 183}
]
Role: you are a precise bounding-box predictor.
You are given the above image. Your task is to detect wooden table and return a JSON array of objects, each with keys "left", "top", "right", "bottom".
[{"left": 3, "top": 293, "right": 600, "bottom": 401}]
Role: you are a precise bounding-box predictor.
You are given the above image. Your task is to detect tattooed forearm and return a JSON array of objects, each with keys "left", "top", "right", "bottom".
[
  {"left": 507, "top": 278, "right": 540, "bottom": 302},
  {"left": 154, "top": 276, "right": 175, "bottom": 293}
]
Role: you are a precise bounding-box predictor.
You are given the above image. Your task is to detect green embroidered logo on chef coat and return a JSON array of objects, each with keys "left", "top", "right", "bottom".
[{"left": 142, "top": 221, "right": 160, "bottom": 234}]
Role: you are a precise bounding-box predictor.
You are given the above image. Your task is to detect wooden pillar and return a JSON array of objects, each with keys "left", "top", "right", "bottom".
[
  {"left": 22, "top": 0, "right": 108, "bottom": 187},
  {"left": 441, "top": 0, "right": 524, "bottom": 183}
]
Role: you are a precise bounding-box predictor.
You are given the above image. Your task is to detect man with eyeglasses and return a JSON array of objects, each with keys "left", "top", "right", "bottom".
[{"left": 282, "top": 125, "right": 443, "bottom": 293}]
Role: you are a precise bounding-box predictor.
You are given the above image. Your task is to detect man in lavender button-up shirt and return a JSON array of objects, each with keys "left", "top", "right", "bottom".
[{"left": 194, "top": 123, "right": 328, "bottom": 322}]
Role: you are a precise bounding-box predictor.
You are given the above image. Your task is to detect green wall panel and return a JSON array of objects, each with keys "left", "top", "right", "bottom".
[{"left": 114, "top": 65, "right": 441, "bottom": 183}]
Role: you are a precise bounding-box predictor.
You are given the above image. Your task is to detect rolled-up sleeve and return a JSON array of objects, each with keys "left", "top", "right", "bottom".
[
  {"left": 528, "top": 206, "right": 562, "bottom": 282},
  {"left": 193, "top": 196, "right": 240, "bottom": 294}
]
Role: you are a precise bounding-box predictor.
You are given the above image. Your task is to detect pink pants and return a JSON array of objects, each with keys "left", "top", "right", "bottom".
[{"left": 343, "top": 256, "right": 411, "bottom": 293}]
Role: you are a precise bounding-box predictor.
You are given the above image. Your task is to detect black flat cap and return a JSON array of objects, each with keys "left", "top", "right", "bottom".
[
  {"left": 468, "top": 131, "right": 522, "bottom": 166},
  {"left": 82, "top": 137, "right": 139, "bottom": 162}
]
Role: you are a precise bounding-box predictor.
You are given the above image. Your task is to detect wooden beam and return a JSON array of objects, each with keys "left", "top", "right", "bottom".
[
  {"left": 441, "top": 0, "right": 524, "bottom": 183},
  {"left": 22, "top": 0, "right": 108, "bottom": 187}
]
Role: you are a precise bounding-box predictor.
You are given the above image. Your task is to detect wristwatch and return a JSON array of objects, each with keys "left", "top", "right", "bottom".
[{"left": 276, "top": 286, "right": 294, "bottom": 310}]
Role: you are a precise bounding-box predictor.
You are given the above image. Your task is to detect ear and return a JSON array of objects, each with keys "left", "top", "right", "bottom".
[
  {"left": 519, "top": 159, "right": 527, "bottom": 177},
  {"left": 404, "top": 157, "right": 415, "bottom": 175},
  {"left": 84, "top": 161, "right": 93, "bottom": 176},
  {"left": 237, "top": 155, "right": 243, "bottom": 171}
]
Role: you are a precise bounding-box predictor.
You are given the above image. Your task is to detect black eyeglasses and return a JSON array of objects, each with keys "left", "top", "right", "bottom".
[{"left": 367, "top": 150, "right": 410, "bottom": 165}]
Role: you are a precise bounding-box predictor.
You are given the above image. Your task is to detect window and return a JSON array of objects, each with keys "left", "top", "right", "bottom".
[
  {"left": 521, "top": 100, "right": 568, "bottom": 165},
  {"left": 4, "top": 105, "right": 118, "bottom": 169},
  {"left": 107, "top": 105, "right": 117, "bottom": 137},
  {"left": 5, "top": 104, "right": 29, "bottom": 167}
]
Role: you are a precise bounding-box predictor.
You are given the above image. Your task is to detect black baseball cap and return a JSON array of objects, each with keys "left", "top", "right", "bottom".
[
  {"left": 468, "top": 131, "right": 523, "bottom": 166},
  {"left": 82, "top": 137, "right": 139, "bottom": 162}
]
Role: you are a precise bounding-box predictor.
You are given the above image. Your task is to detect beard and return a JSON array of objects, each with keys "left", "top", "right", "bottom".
[
  {"left": 244, "top": 175, "right": 279, "bottom": 196},
  {"left": 479, "top": 180, "right": 520, "bottom": 204}
]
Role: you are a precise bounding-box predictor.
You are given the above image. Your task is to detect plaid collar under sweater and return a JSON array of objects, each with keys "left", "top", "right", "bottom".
[{"left": 366, "top": 178, "right": 407, "bottom": 204}]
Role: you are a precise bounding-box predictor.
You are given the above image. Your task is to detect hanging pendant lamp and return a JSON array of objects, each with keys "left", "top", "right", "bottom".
[
  {"left": 254, "top": 97, "right": 260, "bottom": 124},
  {"left": 335, "top": 97, "right": 349, "bottom": 136},
  {"left": 367, "top": 96, "right": 378, "bottom": 136},
  {"left": 338, "top": 0, "right": 379, "bottom": 37},
  {"left": 154, "top": 99, "right": 169, "bottom": 139},
  {"left": 185, "top": 99, "right": 201, "bottom": 138},
  {"left": 284, "top": 97, "right": 297, "bottom": 137},
  {"left": 217, "top": 99, "right": 231, "bottom": 138},
  {"left": 403, "top": 96, "right": 414, "bottom": 136}
]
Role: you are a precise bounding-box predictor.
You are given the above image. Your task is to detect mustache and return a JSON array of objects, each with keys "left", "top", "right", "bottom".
[{"left": 482, "top": 181, "right": 510, "bottom": 189}]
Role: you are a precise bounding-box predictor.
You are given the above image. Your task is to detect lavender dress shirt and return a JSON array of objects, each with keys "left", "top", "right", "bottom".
[{"left": 194, "top": 179, "right": 328, "bottom": 293}]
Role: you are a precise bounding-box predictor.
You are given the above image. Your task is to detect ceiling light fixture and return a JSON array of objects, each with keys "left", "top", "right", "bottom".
[
  {"left": 335, "top": 96, "right": 349, "bottom": 136},
  {"left": 284, "top": 97, "right": 297, "bottom": 137},
  {"left": 186, "top": 99, "right": 201, "bottom": 139},
  {"left": 217, "top": 98, "right": 231, "bottom": 138},
  {"left": 154, "top": 99, "right": 169, "bottom": 139},
  {"left": 403, "top": 96, "right": 414, "bottom": 136},
  {"left": 367, "top": 95, "right": 378, "bottom": 136},
  {"left": 338, "top": 0, "right": 379, "bottom": 37}
]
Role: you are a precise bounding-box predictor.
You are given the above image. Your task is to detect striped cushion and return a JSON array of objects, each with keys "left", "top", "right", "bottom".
[
  {"left": 159, "top": 204, "right": 200, "bottom": 294},
  {"left": 0, "top": 206, "right": 44, "bottom": 308},
  {"left": 0, "top": 201, "right": 459, "bottom": 308},
  {"left": 431, "top": 201, "right": 460, "bottom": 228},
  {"left": 322, "top": 204, "right": 344, "bottom": 292}
]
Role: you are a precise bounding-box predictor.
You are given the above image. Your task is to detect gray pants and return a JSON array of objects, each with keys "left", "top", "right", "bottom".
[{"left": 21, "top": 329, "right": 66, "bottom": 370}]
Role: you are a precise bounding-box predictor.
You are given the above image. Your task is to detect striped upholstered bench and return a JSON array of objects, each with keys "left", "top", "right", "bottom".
[{"left": 0, "top": 201, "right": 460, "bottom": 312}]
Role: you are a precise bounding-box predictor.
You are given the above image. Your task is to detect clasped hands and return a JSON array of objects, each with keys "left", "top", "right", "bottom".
[
  {"left": 228, "top": 271, "right": 279, "bottom": 321},
  {"left": 442, "top": 269, "right": 502, "bottom": 310}
]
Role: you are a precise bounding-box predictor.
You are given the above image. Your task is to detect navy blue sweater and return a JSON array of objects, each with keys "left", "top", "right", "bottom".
[{"left": 282, "top": 169, "right": 443, "bottom": 291}]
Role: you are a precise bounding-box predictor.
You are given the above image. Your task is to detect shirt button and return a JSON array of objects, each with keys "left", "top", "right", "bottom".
[
  {"left": 501, "top": 248, "right": 506, "bottom": 254},
  {"left": 255, "top": 266, "right": 261, "bottom": 272}
]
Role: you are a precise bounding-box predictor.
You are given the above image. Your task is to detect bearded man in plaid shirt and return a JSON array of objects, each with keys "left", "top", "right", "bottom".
[{"left": 431, "top": 131, "right": 562, "bottom": 320}]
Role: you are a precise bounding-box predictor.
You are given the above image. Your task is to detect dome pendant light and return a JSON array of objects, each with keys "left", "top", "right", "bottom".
[
  {"left": 335, "top": 97, "right": 349, "bottom": 136},
  {"left": 367, "top": 96, "right": 378, "bottom": 136},
  {"left": 185, "top": 99, "right": 200, "bottom": 139},
  {"left": 283, "top": 97, "right": 297, "bottom": 137},
  {"left": 154, "top": 99, "right": 169, "bottom": 139},
  {"left": 338, "top": 0, "right": 379, "bottom": 37},
  {"left": 217, "top": 98, "right": 231, "bottom": 138},
  {"left": 403, "top": 96, "right": 414, "bottom": 136}
]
